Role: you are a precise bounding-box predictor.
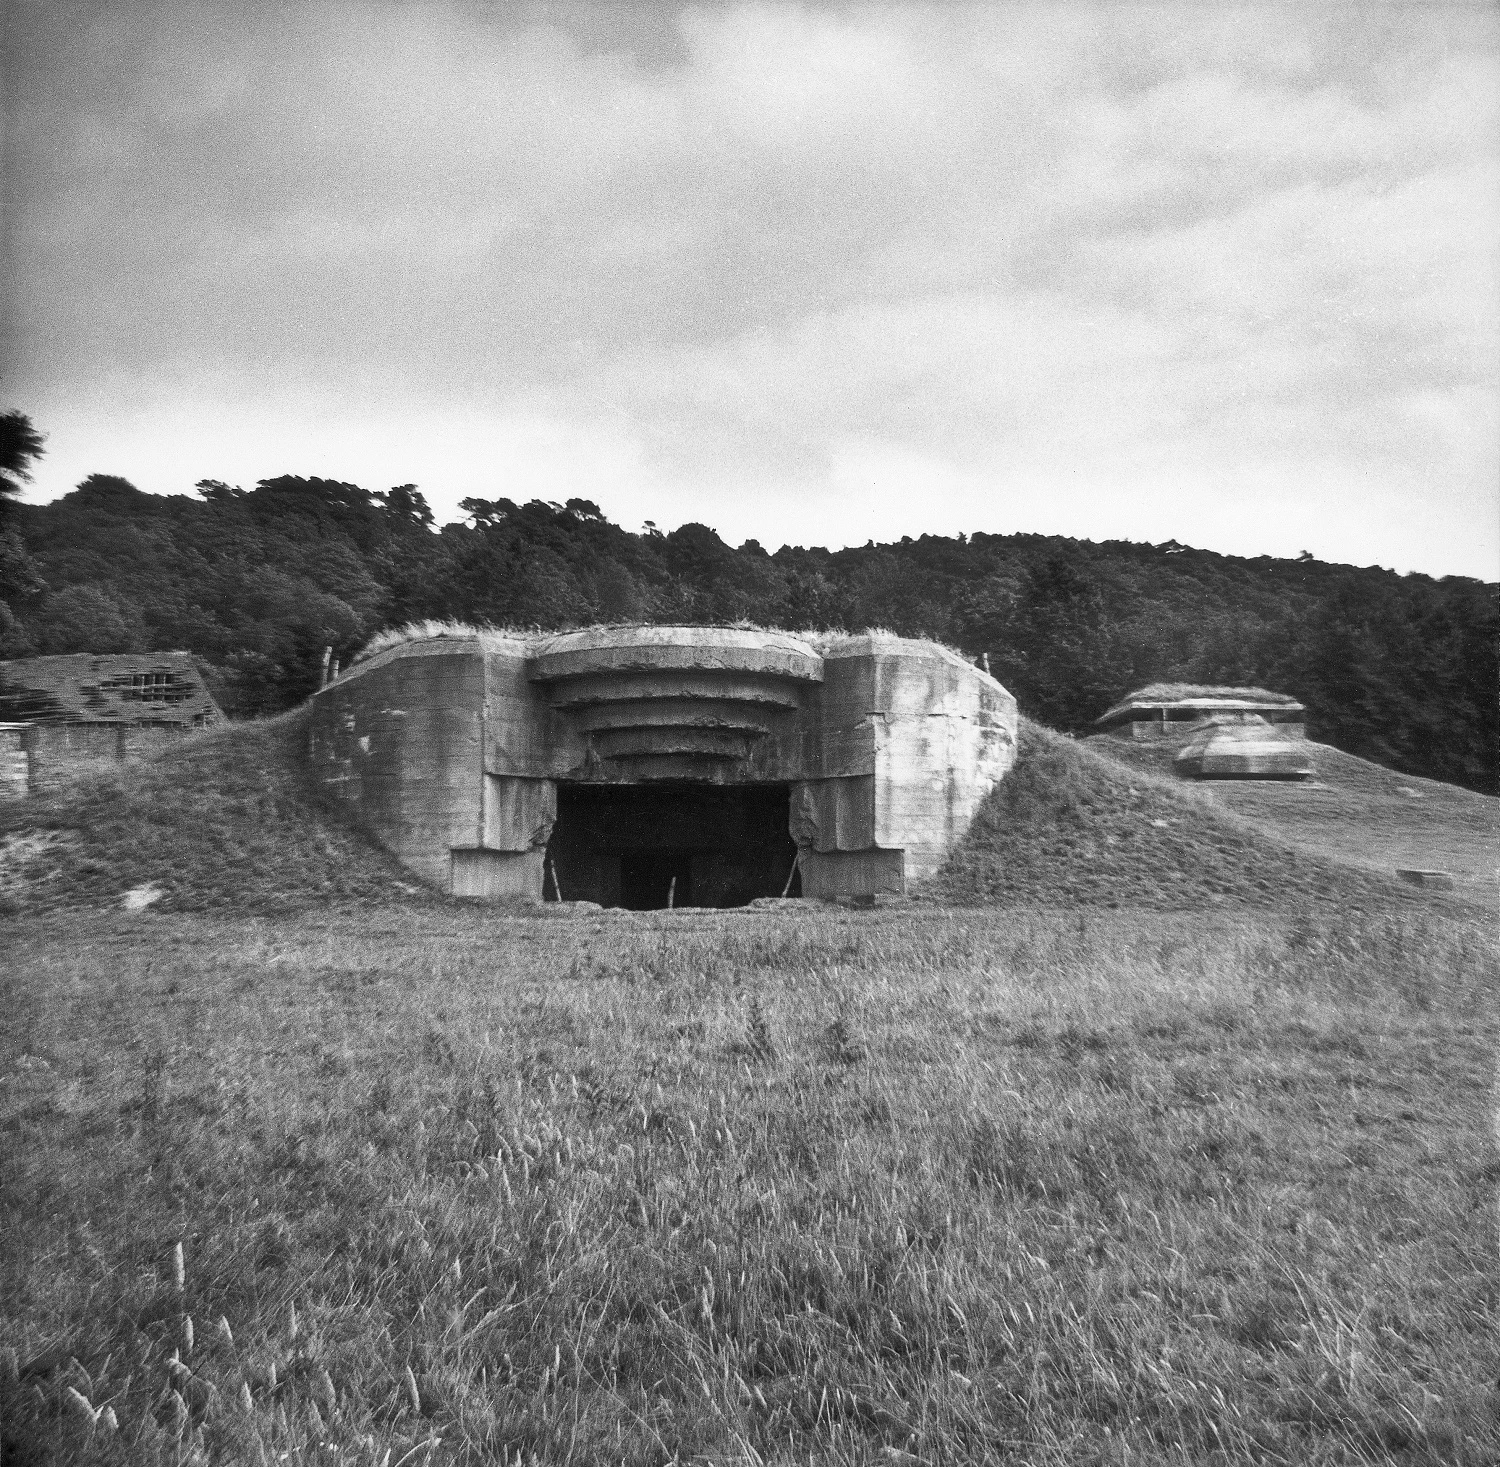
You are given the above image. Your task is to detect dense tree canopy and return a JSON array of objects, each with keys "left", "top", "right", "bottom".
[
  {"left": 2, "top": 469, "right": 1494, "bottom": 792},
  {"left": 0, "top": 410, "right": 45, "bottom": 509}
]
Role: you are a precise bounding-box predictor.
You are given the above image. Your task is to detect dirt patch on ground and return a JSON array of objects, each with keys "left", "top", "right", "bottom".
[{"left": 0, "top": 829, "right": 80, "bottom": 903}]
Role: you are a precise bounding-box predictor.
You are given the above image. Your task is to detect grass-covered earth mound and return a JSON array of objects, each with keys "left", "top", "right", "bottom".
[
  {"left": 1088, "top": 730, "right": 1500, "bottom": 899},
  {"left": 2, "top": 709, "right": 1482, "bottom": 916},
  {"left": 0, "top": 709, "right": 424, "bottom": 914},
  {"left": 934, "top": 720, "right": 1429, "bottom": 912}
]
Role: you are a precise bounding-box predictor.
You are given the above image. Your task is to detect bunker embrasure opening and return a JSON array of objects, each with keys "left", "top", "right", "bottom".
[{"left": 546, "top": 782, "right": 800, "bottom": 909}]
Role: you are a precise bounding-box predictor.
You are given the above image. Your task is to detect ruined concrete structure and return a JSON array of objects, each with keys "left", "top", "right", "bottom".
[
  {"left": 0, "top": 651, "right": 222, "bottom": 795},
  {"left": 310, "top": 626, "right": 1018, "bottom": 906},
  {"left": 1173, "top": 717, "right": 1313, "bottom": 781},
  {"left": 1097, "top": 686, "right": 1306, "bottom": 741},
  {"left": 1096, "top": 684, "right": 1312, "bottom": 781}
]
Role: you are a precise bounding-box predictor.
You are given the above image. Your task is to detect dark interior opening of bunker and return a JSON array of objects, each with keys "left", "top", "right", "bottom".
[{"left": 546, "top": 782, "right": 800, "bottom": 909}]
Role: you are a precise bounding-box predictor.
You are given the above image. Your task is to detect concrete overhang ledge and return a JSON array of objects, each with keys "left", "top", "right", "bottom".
[{"left": 529, "top": 626, "right": 824, "bottom": 684}]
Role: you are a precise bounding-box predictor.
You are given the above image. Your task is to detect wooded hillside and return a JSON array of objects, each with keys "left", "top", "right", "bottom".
[{"left": 2, "top": 474, "right": 1494, "bottom": 792}]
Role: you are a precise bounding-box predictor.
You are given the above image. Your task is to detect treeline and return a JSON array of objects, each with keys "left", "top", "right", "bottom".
[{"left": 1, "top": 473, "right": 1495, "bottom": 792}]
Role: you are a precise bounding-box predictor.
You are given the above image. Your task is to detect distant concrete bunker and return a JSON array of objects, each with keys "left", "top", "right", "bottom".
[
  {"left": 311, "top": 627, "right": 1018, "bottom": 907},
  {"left": 1096, "top": 685, "right": 1313, "bottom": 781}
]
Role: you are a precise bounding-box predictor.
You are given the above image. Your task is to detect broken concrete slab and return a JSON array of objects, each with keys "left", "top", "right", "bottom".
[
  {"left": 1174, "top": 717, "right": 1314, "bottom": 781},
  {"left": 1395, "top": 869, "right": 1454, "bottom": 889}
]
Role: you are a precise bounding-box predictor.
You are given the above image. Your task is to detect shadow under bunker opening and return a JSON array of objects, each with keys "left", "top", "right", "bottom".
[{"left": 546, "top": 782, "right": 800, "bottom": 909}]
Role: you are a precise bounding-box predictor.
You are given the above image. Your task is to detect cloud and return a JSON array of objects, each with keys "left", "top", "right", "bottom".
[{"left": 3, "top": 0, "right": 1496, "bottom": 576}]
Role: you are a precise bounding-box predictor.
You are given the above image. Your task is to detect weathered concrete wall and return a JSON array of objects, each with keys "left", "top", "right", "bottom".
[
  {"left": 798, "top": 637, "right": 1017, "bottom": 883},
  {"left": 311, "top": 627, "right": 1019, "bottom": 902},
  {"left": 483, "top": 775, "right": 556, "bottom": 851},
  {"left": 310, "top": 638, "right": 489, "bottom": 891},
  {"left": 482, "top": 639, "right": 561, "bottom": 777},
  {"left": 451, "top": 849, "right": 545, "bottom": 900},
  {"left": 799, "top": 848, "right": 906, "bottom": 899},
  {"left": 17, "top": 723, "right": 191, "bottom": 792},
  {"left": 0, "top": 725, "right": 27, "bottom": 799},
  {"left": 1120, "top": 712, "right": 1307, "bottom": 743},
  {"left": 789, "top": 776, "right": 876, "bottom": 852}
]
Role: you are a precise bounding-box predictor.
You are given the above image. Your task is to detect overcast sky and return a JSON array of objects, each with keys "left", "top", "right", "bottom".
[{"left": 3, "top": 1, "right": 1496, "bottom": 576}]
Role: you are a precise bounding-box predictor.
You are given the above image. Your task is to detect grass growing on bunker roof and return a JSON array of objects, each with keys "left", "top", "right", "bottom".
[
  {"left": 1105, "top": 683, "right": 1304, "bottom": 708},
  {"left": 352, "top": 620, "right": 961, "bottom": 664}
]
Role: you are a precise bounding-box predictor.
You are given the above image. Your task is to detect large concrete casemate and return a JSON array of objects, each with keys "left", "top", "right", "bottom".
[{"left": 309, "top": 626, "right": 1018, "bottom": 906}]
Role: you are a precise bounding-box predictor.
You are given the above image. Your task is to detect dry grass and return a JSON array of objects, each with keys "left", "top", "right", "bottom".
[
  {"left": 352, "top": 622, "right": 950, "bottom": 665},
  {"left": 353, "top": 621, "right": 538, "bottom": 663},
  {"left": 2, "top": 902, "right": 1496, "bottom": 1465},
  {"left": 1090, "top": 735, "right": 1500, "bottom": 900},
  {"left": 0, "top": 709, "right": 424, "bottom": 914},
  {"left": 933, "top": 721, "right": 1439, "bottom": 914}
]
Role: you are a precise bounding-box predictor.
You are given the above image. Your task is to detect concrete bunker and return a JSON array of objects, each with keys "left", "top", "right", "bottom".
[
  {"left": 310, "top": 625, "right": 1018, "bottom": 905},
  {"left": 1096, "top": 683, "right": 1306, "bottom": 742},
  {"left": 1095, "top": 683, "right": 1312, "bottom": 782}
]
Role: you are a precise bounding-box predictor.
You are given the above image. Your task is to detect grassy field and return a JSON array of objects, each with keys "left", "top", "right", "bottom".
[
  {"left": 4, "top": 901, "right": 1497, "bottom": 1465},
  {"left": 3, "top": 713, "right": 1496, "bottom": 1462}
]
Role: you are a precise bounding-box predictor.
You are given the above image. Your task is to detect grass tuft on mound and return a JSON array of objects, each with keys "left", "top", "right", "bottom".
[
  {"left": 0, "top": 708, "right": 427, "bottom": 914},
  {"left": 354, "top": 619, "right": 958, "bottom": 664},
  {"left": 933, "top": 719, "right": 1417, "bottom": 911}
]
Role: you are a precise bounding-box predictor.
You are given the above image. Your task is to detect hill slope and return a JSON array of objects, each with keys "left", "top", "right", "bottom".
[
  {"left": 1087, "top": 733, "right": 1500, "bottom": 898},
  {"left": 0, "top": 711, "right": 1485, "bottom": 915},
  {"left": 0, "top": 709, "right": 426, "bottom": 914},
  {"left": 932, "top": 720, "right": 1466, "bottom": 912}
]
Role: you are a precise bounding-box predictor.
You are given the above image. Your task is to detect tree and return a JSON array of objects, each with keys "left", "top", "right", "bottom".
[
  {"left": 195, "top": 479, "right": 245, "bottom": 503},
  {"left": 383, "top": 484, "right": 434, "bottom": 528},
  {"left": 0, "top": 415, "right": 48, "bottom": 650},
  {"left": 33, "top": 585, "right": 148, "bottom": 655},
  {"left": 460, "top": 497, "right": 516, "bottom": 529},
  {"left": 0, "top": 411, "right": 45, "bottom": 513},
  {"left": 992, "top": 556, "right": 1123, "bottom": 730}
]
